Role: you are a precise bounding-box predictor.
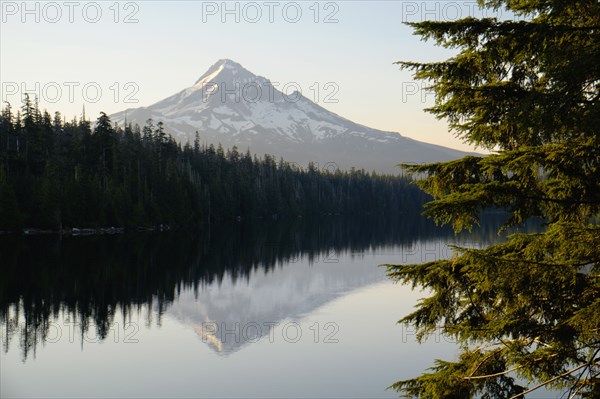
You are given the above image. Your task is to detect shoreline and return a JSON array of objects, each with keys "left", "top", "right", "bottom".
[{"left": 0, "top": 225, "right": 172, "bottom": 237}]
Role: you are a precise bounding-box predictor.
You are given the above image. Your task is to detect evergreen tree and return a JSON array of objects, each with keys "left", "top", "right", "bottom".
[
  {"left": 385, "top": 0, "right": 600, "bottom": 397},
  {"left": 0, "top": 100, "right": 426, "bottom": 229},
  {"left": 194, "top": 131, "right": 201, "bottom": 154},
  {"left": 93, "top": 112, "right": 116, "bottom": 188}
]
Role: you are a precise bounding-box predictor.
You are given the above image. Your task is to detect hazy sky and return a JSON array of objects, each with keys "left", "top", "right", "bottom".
[{"left": 0, "top": 1, "right": 507, "bottom": 152}]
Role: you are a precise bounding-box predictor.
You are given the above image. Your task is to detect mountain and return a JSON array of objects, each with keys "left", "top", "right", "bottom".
[
  {"left": 167, "top": 250, "right": 388, "bottom": 355},
  {"left": 111, "top": 59, "right": 473, "bottom": 173}
]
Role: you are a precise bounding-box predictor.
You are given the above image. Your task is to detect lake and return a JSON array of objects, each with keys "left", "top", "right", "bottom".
[{"left": 1, "top": 214, "right": 517, "bottom": 398}]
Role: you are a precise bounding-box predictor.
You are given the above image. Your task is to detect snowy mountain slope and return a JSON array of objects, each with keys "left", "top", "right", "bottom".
[
  {"left": 167, "top": 252, "right": 387, "bottom": 355},
  {"left": 111, "top": 59, "right": 474, "bottom": 173}
]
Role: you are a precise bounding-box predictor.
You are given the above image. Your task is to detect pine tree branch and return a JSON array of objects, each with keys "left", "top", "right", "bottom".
[
  {"left": 466, "top": 347, "right": 504, "bottom": 378},
  {"left": 460, "top": 250, "right": 600, "bottom": 269},
  {"left": 464, "top": 364, "right": 524, "bottom": 380},
  {"left": 519, "top": 194, "right": 599, "bottom": 206},
  {"left": 569, "top": 383, "right": 585, "bottom": 399},
  {"left": 567, "top": 349, "right": 600, "bottom": 399},
  {"left": 508, "top": 363, "right": 589, "bottom": 399}
]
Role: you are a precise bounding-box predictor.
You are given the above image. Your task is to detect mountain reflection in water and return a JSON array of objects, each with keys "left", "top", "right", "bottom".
[{"left": 0, "top": 213, "right": 511, "bottom": 360}]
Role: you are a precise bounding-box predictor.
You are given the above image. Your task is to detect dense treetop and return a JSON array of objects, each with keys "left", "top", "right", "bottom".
[{"left": 0, "top": 96, "right": 426, "bottom": 230}]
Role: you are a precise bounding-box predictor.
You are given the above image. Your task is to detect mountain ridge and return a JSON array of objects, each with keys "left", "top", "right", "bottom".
[{"left": 111, "top": 59, "right": 476, "bottom": 173}]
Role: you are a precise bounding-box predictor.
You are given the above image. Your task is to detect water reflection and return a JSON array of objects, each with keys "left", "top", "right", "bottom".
[
  {"left": 0, "top": 213, "right": 509, "bottom": 361},
  {"left": 170, "top": 252, "right": 388, "bottom": 355}
]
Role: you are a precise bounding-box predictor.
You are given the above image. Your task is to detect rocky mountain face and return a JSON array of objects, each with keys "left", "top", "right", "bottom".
[{"left": 111, "top": 59, "right": 472, "bottom": 173}]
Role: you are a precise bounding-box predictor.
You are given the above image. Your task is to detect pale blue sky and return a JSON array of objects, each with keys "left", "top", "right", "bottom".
[{"left": 0, "top": 1, "right": 506, "bottom": 151}]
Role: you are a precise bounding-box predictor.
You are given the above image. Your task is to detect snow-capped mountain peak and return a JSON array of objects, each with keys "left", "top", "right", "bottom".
[
  {"left": 111, "top": 59, "right": 473, "bottom": 173},
  {"left": 193, "top": 59, "right": 248, "bottom": 87}
]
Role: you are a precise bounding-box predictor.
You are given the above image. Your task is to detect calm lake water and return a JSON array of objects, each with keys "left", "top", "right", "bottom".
[{"left": 1, "top": 214, "right": 525, "bottom": 398}]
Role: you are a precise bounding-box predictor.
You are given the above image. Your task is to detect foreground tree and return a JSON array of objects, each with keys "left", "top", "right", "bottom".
[{"left": 386, "top": 0, "right": 600, "bottom": 397}]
